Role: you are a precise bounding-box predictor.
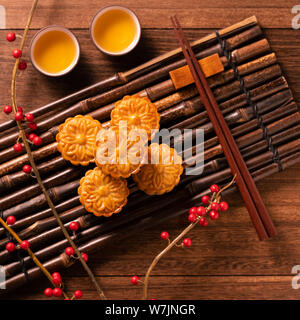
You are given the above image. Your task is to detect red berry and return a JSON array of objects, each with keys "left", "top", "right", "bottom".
[
  {"left": 12, "top": 49, "right": 22, "bottom": 58},
  {"left": 188, "top": 212, "right": 197, "bottom": 223},
  {"left": 22, "top": 165, "right": 32, "bottom": 174},
  {"left": 3, "top": 105, "right": 12, "bottom": 114},
  {"left": 201, "top": 195, "right": 210, "bottom": 205},
  {"left": 211, "top": 202, "right": 220, "bottom": 211},
  {"left": 17, "top": 106, "right": 23, "bottom": 113},
  {"left": 20, "top": 240, "right": 30, "bottom": 250},
  {"left": 65, "top": 247, "right": 75, "bottom": 256},
  {"left": 52, "top": 276, "right": 61, "bottom": 286},
  {"left": 69, "top": 221, "right": 79, "bottom": 231},
  {"left": 74, "top": 290, "right": 82, "bottom": 299},
  {"left": 209, "top": 210, "right": 219, "bottom": 220},
  {"left": 13, "top": 143, "right": 23, "bottom": 152},
  {"left": 6, "top": 32, "right": 16, "bottom": 42},
  {"left": 160, "top": 231, "right": 169, "bottom": 240},
  {"left": 189, "top": 207, "right": 197, "bottom": 215},
  {"left": 196, "top": 206, "right": 206, "bottom": 216},
  {"left": 219, "top": 201, "right": 229, "bottom": 211},
  {"left": 199, "top": 217, "right": 209, "bottom": 227},
  {"left": 52, "top": 272, "right": 61, "bottom": 281},
  {"left": 25, "top": 113, "right": 34, "bottom": 122},
  {"left": 6, "top": 215, "right": 16, "bottom": 225},
  {"left": 32, "top": 136, "right": 42, "bottom": 146},
  {"left": 210, "top": 184, "right": 220, "bottom": 193},
  {"left": 28, "top": 133, "right": 37, "bottom": 141},
  {"left": 28, "top": 122, "right": 37, "bottom": 130},
  {"left": 52, "top": 287, "right": 62, "bottom": 297},
  {"left": 81, "top": 253, "right": 88, "bottom": 262},
  {"left": 131, "top": 276, "right": 139, "bottom": 285},
  {"left": 44, "top": 288, "right": 53, "bottom": 297},
  {"left": 18, "top": 61, "right": 27, "bottom": 70},
  {"left": 182, "top": 238, "right": 192, "bottom": 247},
  {"left": 6, "top": 242, "right": 15, "bottom": 252},
  {"left": 14, "top": 111, "right": 23, "bottom": 121}
]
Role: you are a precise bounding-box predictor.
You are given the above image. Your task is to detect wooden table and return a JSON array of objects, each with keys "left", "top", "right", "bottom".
[{"left": 1, "top": 0, "right": 300, "bottom": 300}]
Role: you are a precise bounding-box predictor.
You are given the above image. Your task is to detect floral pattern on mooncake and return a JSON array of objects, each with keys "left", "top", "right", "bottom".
[
  {"left": 78, "top": 167, "right": 129, "bottom": 217},
  {"left": 133, "top": 143, "right": 183, "bottom": 195},
  {"left": 110, "top": 95, "right": 160, "bottom": 140},
  {"left": 56, "top": 115, "right": 102, "bottom": 166},
  {"left": 95, "top": 127, "right": 147, "bottom": 178}
]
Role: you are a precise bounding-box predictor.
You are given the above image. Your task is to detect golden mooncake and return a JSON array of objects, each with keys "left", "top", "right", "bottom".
[
  {"left": 95, "top": 127, "right": 147, "bottom": 178},
  {"left": 110, "top": 95, "right": 160, "bottom": 140},
  {"left": 133, "top": 143, "right": 183, "bottom": 195},
  {"left": 78, "top": 167, "right": 129, "bottom": 217},
  {"left": 56, "top": 115, "right": 102, "bottom": 166}
]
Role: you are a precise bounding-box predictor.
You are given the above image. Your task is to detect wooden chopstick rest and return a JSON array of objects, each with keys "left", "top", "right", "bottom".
[{"left": 169, "top": 53, "right": 224, "bottom": 89}]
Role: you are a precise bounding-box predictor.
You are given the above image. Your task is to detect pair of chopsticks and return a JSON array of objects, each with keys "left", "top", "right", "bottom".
[{"left": 171, "top": 16, "right": 277, "bottom": 240}]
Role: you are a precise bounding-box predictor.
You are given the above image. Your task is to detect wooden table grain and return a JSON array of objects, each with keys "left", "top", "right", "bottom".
[{"left": 0, "top": 0, "right": 300, "bottom": 300}]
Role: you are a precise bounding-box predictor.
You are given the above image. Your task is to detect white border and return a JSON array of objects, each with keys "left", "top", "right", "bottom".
[{"left": 0, "top": 5, "right": 6, "bottom": 29}]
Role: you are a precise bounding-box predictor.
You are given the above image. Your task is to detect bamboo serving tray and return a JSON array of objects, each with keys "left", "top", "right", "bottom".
[{"left": 0, "top": 16, "right": 300, "bottom": 293}]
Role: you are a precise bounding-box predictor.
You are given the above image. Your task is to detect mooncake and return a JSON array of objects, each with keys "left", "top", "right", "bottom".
[
  {"left": 110, "top": 95, "right": 160, "bottom": 140},
  {"left": 56, "top": 115, "right": 102, "bottom": 166},
  {"left": 133, "top": 143, "right": 183, "bottom": 195},
  {"left": 95, "top": 127, "right": 147, "bottom": 178},
  {"left": 78, "top": 167, "right": 129, "bottom": 217}
]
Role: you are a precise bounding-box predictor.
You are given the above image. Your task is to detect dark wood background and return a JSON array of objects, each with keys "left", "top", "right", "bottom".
[{"left": 1, "top": 0, "right": 300, "bottom": 300}]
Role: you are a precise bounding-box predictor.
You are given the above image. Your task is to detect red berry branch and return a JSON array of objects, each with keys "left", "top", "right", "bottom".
[
  {"left": 44, "top": 271, "right": 82, "bottom": 300},
  {"left": 0, "top": 216, "right": 70, "bottom": 299},
  {"left": 130, "top": 177, "right": 236, "bottom": 300},
  {"left": 1, "top": 0, "right": 106, "bottom": 300}
]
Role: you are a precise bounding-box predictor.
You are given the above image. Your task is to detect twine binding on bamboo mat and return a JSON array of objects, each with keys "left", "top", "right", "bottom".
[
  {"left": 0, "top": 211, "right": 29, "bottom": 282},
  {"left": 214, "top": 30, "right": 283, "bottom": 172}
]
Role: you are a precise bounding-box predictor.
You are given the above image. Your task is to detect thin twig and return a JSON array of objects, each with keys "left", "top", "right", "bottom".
[
  {"left": 0, "top": 217, "right": 70, "bottom": 299},
  {"left": 9, "top": 0, "right": 106, "bottom": 300},
  {"left": 142, "top": 176, "right": 236, "bottom": 300}
]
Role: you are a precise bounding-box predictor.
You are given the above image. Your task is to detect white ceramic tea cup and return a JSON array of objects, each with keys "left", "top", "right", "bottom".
[
  {"left": 89, "top": 6, "right": 141, "bottom": 56},
  {"left": 29, "top": 25, "right": 80, "bottom": 77}
]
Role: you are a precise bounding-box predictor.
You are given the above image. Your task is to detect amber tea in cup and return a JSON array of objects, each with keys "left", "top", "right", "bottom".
[
  {"left": 29, "top": 26, "right": 80, "bottom": 77},
  {"left": 90, "top": 6, "right": 141, "bottom": 56}
]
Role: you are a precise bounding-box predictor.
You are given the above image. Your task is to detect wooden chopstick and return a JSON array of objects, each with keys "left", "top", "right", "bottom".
[
  {"left": 171, "top": 16, "right": 277, "bottom": 240},
  {"left": 171, "top": 15, "right": 276, "bottom": 239}
]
